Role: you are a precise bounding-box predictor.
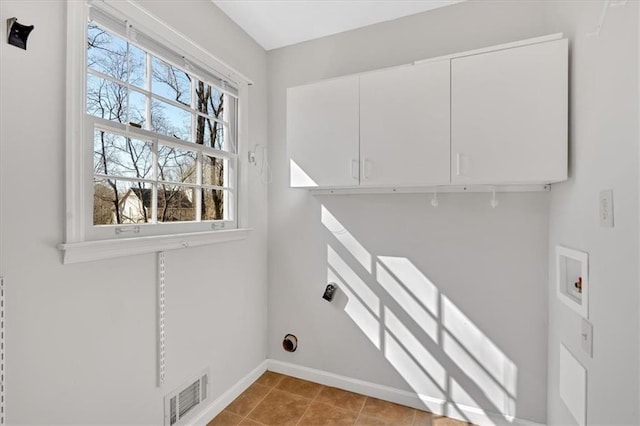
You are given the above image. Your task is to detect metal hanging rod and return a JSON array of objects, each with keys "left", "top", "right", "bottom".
[{"left": 310, "top": 184, "right": 550, "bottom": 196}]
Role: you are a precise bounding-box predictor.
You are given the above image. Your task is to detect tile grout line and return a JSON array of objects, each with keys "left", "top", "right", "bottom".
[
  {"left": 244, "top": 387, "right": 273, "bottom": 425},
  {"left": 353, "top": 395, "right": 368, "bottom": 425},
  {"left": 305, "top": 389, "right": 366, "bottom": 417},
  {"left": 294, "top": 384, "right": 323, "bottom": 425},
  {"left": 238, "top": 377, "right": 281, "bottom": 425}
]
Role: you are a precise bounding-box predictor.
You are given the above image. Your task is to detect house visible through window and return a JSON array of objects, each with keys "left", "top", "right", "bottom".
[{"left": 86, "top": 20, "right": 238, "bottom": 228}]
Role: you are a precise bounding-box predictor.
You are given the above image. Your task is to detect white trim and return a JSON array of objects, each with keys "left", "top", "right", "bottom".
[
  {"left": 96, "top": 0, "right": 253, "bottom": 86},
  {"left": 415, "top": 33, "right": 563, "bottom": 64},
  {"left": 637, "top": 1, "right": 640, "bottom": 415},
  {"left": 266, "top": 360, "right": 545, "bottom": 426},
  {"left": 236, "top": 83, "right": 250, "bottom": 228},
  {"left": 90, "top": 113, "right": 235, "bottom": 161},
  {"left": 308, "top": 184, "right": 550, "bottom": 196},
  {"left": 190, "top": 360, "right": 267, "bottom": 426},
  {"left": 65, "top": 0, "right": 89, "bottom": 243},
  {"left": 92, "top": 173, "right": 233, "bottom": 192},
  {"left": 58, "top": 228, "right": 251, "bottom": 264}
]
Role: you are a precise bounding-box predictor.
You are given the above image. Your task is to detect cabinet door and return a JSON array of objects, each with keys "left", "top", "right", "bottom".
[
  {"left": 287, "top": 75, "right": 360, "bottom": 187},
  {"left": 359, "top": 60, "right": 450, "bottom": 186},
  {"left": 451, "top": 39, "right": 568, "bottom": 184}
]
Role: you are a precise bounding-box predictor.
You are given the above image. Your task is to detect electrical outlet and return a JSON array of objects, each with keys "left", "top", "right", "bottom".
[
  {"left": 599, "top": 190, "right": 614, "bottom": 228},
  {"left": 581, "top": 318, "right": 593, "bottom": 357}
]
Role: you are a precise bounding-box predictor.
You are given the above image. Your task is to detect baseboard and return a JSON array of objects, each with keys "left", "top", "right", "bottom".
[
  {"left": 191, "top": 360, "right": 268, "bottom": 426},
  {"left": 267, "top": 359, "right": 545, "bottom": 426}
]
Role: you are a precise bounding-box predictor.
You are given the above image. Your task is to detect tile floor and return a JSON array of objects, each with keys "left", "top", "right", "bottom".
[{"left": 207, "top": 371, "right": 473, "bottom": 426}]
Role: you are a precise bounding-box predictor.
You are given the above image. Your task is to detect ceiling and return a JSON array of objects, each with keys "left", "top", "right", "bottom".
[{"left": 212, "top": 0, "right": 464, "bottom": 51}]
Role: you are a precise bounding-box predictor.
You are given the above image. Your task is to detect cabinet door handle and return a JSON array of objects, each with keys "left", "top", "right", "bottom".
[
  {"left": 456, "top": 153, "right": 463, "bottom": 176},
  {"left": 351, "top": 159, "right": 359, "bottom": 181},
  {"left": 361, "top": 158, "right": 370, "bottom": 180}
]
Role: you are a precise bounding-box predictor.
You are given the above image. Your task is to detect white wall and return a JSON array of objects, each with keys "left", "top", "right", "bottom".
[
  {"left": 3, "top": 1, "right": 637, "bottom": 424},
  {"left": 545, "top": 2, "right": 640, "bottom": 425},
  {"left": 267, "top": 2, "right": 553, "bottom": 423},
  {"left": 0, "top": 0, "right": 268, "bottom": 424}
]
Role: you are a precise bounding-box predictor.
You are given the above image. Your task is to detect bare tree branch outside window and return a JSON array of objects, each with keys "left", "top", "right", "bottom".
[{"left": 87, "top": 23, "right": 232, "bottom": 226}]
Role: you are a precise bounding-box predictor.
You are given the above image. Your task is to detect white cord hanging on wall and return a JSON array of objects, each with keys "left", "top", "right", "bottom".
[
  {"left": 588, "top": 0, "right": 628, "bottom": 37},
  {"left": 248, "top": 144, "right": 272, "bottom": 185},
  {"left": 430, "top": 192, "right": 439, "bottom": 207},
  {"left": 490, "top": 189, "right": 499, "bottom": 208}
]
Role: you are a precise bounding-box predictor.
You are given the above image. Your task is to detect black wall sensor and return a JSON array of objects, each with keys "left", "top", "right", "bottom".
[
  {"left": 322, "top": 283, "right": 337, "bottom": 302},
  {"left": 7, "top": 18, "right": 34, "bottom": 50}
]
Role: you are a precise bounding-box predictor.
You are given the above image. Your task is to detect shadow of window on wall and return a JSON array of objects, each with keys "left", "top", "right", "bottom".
[{"left": 321, "top": 205, "right": 518, "bottom": 425}]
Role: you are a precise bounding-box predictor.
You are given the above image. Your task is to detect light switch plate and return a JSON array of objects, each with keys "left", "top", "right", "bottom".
[
  {"left": 599, "top": 189, "right": 614, "bottom": 228},
  {"left": 581, "top": 318, "right": 593, "bottom": 357}
]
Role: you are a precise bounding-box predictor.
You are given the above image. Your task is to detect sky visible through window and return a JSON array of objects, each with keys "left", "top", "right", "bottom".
[{"left": 87, "top": 23, "right": 233, "bottom": 226}]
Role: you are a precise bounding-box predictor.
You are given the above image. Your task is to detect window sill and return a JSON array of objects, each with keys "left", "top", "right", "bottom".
[{"left": 58, "top": 228, "right": 251, "bottom": 264}]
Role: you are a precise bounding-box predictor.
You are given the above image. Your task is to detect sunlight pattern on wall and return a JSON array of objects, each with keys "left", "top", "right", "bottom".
[
  {"left": 328, "top": 246, "right": 380, "bottom": 348},
  {"left": 321, "top": 204, "right": 519, "bottom": 425},
  {"left": 377, "top": 258, "right": 439, "bottom": 343},
  {"left": 378, "top": 257, "right": 439, "bottom": 316},
  {"left": 384, "top": 307, "right": 448, "bottom": 397},
  {"left": 322, "top": 206, "right": 372, "bottom": 273},
  {"left": 450, "top": 378, "right": 494, "bottom": 425},
  {"left": 442, "top": 296, "right": 518, "bottom": 417},
  {"left": 290, "top": 159, "right": 318, "bottom": 187}
]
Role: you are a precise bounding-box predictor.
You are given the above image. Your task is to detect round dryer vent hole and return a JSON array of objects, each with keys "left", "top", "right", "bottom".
[{"left": 283, "top": 334, "right": 298, "bottom": 352}]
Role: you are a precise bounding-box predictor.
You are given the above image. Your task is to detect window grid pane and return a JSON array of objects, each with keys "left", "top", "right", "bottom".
[
  {"left": 151, "top": 57, "right": 192, "bottom": 107},
  {"left": 87, "top": 24, "right": 128, "bottom": 83},
  {"left": 202, "top": 189, "right": 229, "bottom": 221},
  {"left": 93, "top": 130, "right": 153, "bottom": 179},
  {"left": 157, "top": 145, "right": 198, "bottom": 184},
  {"left": 157, "top": 183, "right": 197, "bottom": 223},
  {"left": 87, "top": 74, "right": 128, "bottom": 123},
  {"left": 88, "top": 23, "right": 236, "bottom": 228},
  {"left": 93, "top": 178, "right": 152, "bottom": 225}
]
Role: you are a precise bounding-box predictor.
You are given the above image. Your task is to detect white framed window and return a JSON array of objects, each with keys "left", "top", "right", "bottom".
[{"left": 60, "top": 1, "right": 252, "bottom": 263}]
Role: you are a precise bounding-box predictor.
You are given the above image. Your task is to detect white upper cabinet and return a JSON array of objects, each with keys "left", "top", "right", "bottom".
[
  {"left": 287, "top": 75, "right": 360, "bottom": 187},
  {"left": 451, "top": 39, "right": 568, "bottom": 184},
  {"left": 287, "top": 35, "right": 568, "bottom": 190},
  {"left": 359, "top": 60, "right": 450, "bottom": 186}
]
